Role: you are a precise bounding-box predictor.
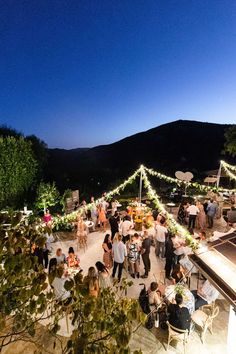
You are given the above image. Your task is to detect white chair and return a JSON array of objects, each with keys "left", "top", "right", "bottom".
[
  {"left": 191, "top": 304, "right": 219, "bottom": 343},
  {"left": 166, "top": 321, "right": 189, "bottom": 354}
]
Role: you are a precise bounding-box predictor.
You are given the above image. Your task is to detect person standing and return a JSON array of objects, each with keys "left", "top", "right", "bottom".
[
  {"left": 155, "top": 217, "right": 168, "bottom": 258},
  {"left": 109, "top": 211, "right": 120, "bottom": 240},
  {"left": 187, "top": 202, "right": 199, "bottom": 229},
  {"left": 112, "top": 234, "right": 127, "bottom": 282},
  {"left": 207, "top": 199, "right": 218, "bottom": 228},
  {"left": 197, "top": 201, "right": 206, "bottom": 230},
  {"left": 43, "top": 209, "right": 52, "bottom": 228},
  {"left": 98, "top": 204, "right": 107, "bottom": 231},
  {"left": 177, "top": 202, "right": 186, "bottom": 225},
  {"left": 90, "top": 197, "right": 98, "bottom": 231},
  {"left": 127, "top": 235, "right": 140, "bottom": 278},
  {"left": 120, "top": 215, "right": 133, "bottom": 244},
  {"left": 83, "top": 267, "right": 99, "bottom": 297},
  {"left": 165, "top": 233, "right": 175, "bottom": 279},
  {"left": 102, "top": 233, "right": 113, "bottom": 269},
  {"left": 141, "top": 231, "right": 152, "bottom": 278},
  {"left": 95, "top": 261, "right": 111, "bottom": 289}
]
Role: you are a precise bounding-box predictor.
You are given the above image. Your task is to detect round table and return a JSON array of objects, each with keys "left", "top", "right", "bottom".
[
  {"left": 164, "top": 284, "right": 195, "bottom": 314},
  {"left": 85, "top": 220, "right": 94, "bottom": 229},
  {"left": 64, "top": 267, "right": 80, "bottom": 278}
]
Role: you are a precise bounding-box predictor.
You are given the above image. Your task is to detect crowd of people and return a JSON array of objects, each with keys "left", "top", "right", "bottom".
[
  {"left": 36, "top": 190, "right": 235, "bottom": 336},
  {"left": 177, "top": 193, "right": 236, "bottom": 230}
]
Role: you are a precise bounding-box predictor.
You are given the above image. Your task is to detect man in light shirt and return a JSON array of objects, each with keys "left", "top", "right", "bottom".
[
  {"left": 51, "top": 267, "right": 71, "bottom": 304},
  {"left": 112, "top": 234, "right": 127, "bottom": 282},
  {"left": 155, "top": 218, "right": 168, "bottom": 258},
  {"left": 187, "top": 202, "right": 199, "bottom": 229},
  {"left": 120, "top": 216, "right": 133, "bottom": 243},
  {"left": 191, "top": 279, "right": 219, "bottom": 310}
]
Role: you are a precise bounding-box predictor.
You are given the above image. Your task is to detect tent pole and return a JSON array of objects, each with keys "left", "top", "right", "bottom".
[
  {"left": 216, "top": 161, "right": 222, "bottom": 188},
  {"left": 139, "top": 168, "right": 143, "bottom": 203}
]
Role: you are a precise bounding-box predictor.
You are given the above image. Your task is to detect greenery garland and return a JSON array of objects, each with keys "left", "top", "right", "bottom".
[
  {"left": 221, "top": 160, "right": 236, "bottom": 181},
  {"left": 141, "top": 167, "right": 199, "bottom": 250},
  {"left": 144, "top": 166, "right": 236, "bottom": 193}
]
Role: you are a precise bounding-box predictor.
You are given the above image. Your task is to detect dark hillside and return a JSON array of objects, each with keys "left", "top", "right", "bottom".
[{"left": 45, "top": 120, "right": 235, "bottom": 194}]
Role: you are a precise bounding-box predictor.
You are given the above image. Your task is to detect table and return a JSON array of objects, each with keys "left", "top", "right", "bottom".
[
  {"left": 164, "top": 284, "right": 195, "bottom": 314},
  {"left": 64, "top": 267, "right": 80, "bottom": 278},
  {"left": 85, "top": 220, "right": 94, "bottom": 229}
]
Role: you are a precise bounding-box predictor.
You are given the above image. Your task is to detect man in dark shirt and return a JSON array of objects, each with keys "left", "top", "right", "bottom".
[
  {"left": 141, "top": 231, "right": 151, "bottom": 278},
  {"left": 109, "top": 211, "right": 120, "bottom": 240},
  {"left": 165, "top": 233, "right": 175, "bottom": 279},
  {"left": 168, "top": 293, "right": 191, "bottom": 332}
]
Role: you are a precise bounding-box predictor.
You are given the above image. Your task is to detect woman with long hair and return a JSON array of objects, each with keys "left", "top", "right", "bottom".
[
  {"left": 84, "top": 266, "right": 99, "bottom": 297},
  {"left": 177, "top": 202, "right": 186, "bottom": 225},
  {"left": 196, "top": 201, "right": 206, "bottom": 230},
  {"left": 77, "top": 216, "right": 88, "bottom": 251},
  {"left": 95, "top": 261, "right": 111, "bottom": 288},
  {"left": 102, "top": 233, "right": 113, "bottom": 268},
  {"left": 98, "top": 204, "right": 107, "bottom": 231},
  {"left": 171, "top": 264, "right": 186, "bottom": 284},
  {"left": 66, "top": 247, "right": 80, "bottom": 268}
]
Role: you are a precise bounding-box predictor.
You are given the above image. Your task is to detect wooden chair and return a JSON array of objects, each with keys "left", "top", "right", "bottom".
[
  {"left": 166, "top": 321, "right": 189, "bottom": 354},
  {"left": 191, "top": 304, "right": 219, "bottom": 343}
]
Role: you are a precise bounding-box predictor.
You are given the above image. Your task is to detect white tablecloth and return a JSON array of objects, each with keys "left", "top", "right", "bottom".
[{"left": 165, "top": 285, "right": 195, "bottom": 314}]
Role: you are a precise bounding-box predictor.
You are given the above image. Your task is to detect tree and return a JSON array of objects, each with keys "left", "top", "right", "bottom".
[
  {"left": 224, "top": 126, "right": 236, "bottom": 157},
  {"left": 64, "top": 278, "right": 144, "bottom": 353},
  {"left": 26, "top": 135, "right": 48, "bottom": 180},
  {"left": 0, "top": 214, "right": 55, "bottom": 350},
  {"left": 35, "top": 182, "right": 60, "bottom": 211},
  {"left": 0, "top": 214, "right": 144, "bottom": 353},
  {"left": 0, "top": 136, "right": 38, "bottom": 208},
  {"left": 0, "top": 125, "right": 22, "bottom": 138}
]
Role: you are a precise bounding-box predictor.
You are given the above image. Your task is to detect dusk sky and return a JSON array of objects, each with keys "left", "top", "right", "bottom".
[{"left": 1, "top": 0, "right": 236, "bottom": 148}]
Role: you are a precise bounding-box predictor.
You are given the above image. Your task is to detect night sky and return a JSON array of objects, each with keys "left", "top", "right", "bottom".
[{"left": 1, "top": 1, "right": 236, "bottom": 148}]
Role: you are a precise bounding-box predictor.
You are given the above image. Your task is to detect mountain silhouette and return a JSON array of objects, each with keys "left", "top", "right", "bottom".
[{"left": 46, "top": 120, "right": 235, "bottom": 194}]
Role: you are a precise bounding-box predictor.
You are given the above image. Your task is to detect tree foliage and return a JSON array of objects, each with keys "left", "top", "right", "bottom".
[
  {"left": 0, "top": 136, "right": 38, "bottom": 208},
  {"left": 35, "top": 182, "right": 60, "bottom": 211},
  {"left": 26, "top": 135, "right": 48, "bottom": 180},
  {"left": 0, "top": 214, "right": 54, "bottom": 349},
  {"left": 65, "top": 277, "right": 145, "bottom": 354},
  {"left": 224, "top": 126, "right": 236, "bottom": 157},
  {"left": 0, "top": 214, "right": 144, "bottom": 353}
]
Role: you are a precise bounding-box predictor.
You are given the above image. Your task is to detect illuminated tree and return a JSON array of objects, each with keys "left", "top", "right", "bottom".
[{"left": 35, "top": 182, "right": 60, "bottom": 211}]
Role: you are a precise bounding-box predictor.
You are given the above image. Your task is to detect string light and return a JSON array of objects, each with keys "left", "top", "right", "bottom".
[
  {"left": 221, "top": 160, "right": 236, "bottom": 172},
  {"left": 221, "top": 160, "right": 236, "bottom": 181},
  {"left": 53, "top": 166, "right": 142, "bottom": 225},
  {"left": 54, "top": 163, "right": 235, "bottom": 248},
  {"left": 144, "top": 166, "right": 236, "bottom": 192},
  {"left": 141, "top": 167, "right": 199, "bottom": 250}
]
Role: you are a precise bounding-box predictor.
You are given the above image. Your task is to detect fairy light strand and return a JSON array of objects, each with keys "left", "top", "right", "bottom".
[
  {"left": 141, "top": 167, "right": 198, "bottom": 250},
  {"left": 144, "top": 166, "right": 236, "bottom": 192}
]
